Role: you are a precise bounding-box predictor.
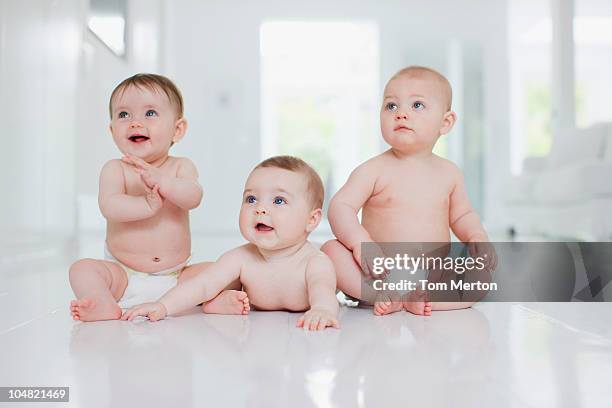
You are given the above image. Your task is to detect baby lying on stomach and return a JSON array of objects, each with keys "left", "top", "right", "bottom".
[{"left": 122, "top": 156, "right": 340, "bottom": 331}]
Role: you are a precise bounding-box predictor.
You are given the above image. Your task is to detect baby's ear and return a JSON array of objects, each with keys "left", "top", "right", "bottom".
[
  {"left": 439, "top": 110, "right": 456, "bottom": 136},
  {"left": 306, "top": 208, "right": 323, "bottom": 233},
  {"left": 172, "top": 117, "right": 188, "bottom": 144}
]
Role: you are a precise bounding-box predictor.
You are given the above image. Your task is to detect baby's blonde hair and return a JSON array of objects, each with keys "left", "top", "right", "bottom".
[
  {"left": 389, "top": 66, "right": 453, "bottom": 111},
  {"left": 255, "top": 156, "right": 324, "bottom": 210},
  {"left": 109, "top": 73, "right": 184, "bottom": 119}
]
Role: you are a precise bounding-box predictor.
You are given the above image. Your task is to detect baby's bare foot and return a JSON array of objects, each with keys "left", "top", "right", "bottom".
[
  {"left": 69, "top": 298, "right": 122, "bottom": 322},
  {"left": 373, "top": 292, "right": 404, "bottom": 316},
  {"left": 403, "top": 290, "right": 432, "bottom": 316},
  {"left": 202, "top": 290, "right": 250, "bottom": 315}
]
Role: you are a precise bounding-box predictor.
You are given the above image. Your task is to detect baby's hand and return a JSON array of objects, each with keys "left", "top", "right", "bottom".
[
  {"left": 355, "top": 243, "right": 389, "bottom": 278},
  {"left": 122, "top": 154, "right": 167, "bottom": 190},
  {"left": 468, "top": 241, "right": 498, "bottom": 273},
  {"left": 296, "top": 309, "right": 340, "bottom": 331},
  {"left": 121, "top": 302, "right": 168, "bottom": 322},
  {"left": 145, "top": 184, "right": 164, "bottom": 213}
]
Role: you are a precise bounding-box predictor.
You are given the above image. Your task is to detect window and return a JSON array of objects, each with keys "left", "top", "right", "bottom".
[
  {"left": 508, "top": 0, "right": 552, "bottom": 174},
  {"left": 574, "top": 1, "right": 612, "bottom": 127},
  {"left": 260, "top": 21, "right": 380, "bottom": 207},
  {"left": 509, "top": 0, "right": 612, "bottom": 175},
  {"left": 87, "top": 0, "right": 127, "bottom": 57}
]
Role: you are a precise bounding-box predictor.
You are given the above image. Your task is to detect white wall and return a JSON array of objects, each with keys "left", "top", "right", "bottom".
[
  {"left": 0, "top": 0, "right": 82, "bottom": 242},
  {"left": 162, "top": 0, "right": 511, "bottom": 234}
]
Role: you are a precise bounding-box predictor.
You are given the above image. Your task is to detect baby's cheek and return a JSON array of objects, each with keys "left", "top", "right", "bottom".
[{"left": 238, "top": 211, "right": 251, "bottom": 235}]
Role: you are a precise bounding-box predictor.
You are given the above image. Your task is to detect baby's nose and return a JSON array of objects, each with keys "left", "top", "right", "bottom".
[
  {"left": 395, "top": 111, "right": 408, "bottom": 120},
  {"left": 255, "top": 207, "right": 268, "bottom": 215},
  {"left": 129, "top": 120, "right": 143, "bottom": 128}
]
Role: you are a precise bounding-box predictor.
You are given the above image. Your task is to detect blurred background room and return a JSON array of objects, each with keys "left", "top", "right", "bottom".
[{"left": 1, "top": 0, "right": 611, "bottom": 266}]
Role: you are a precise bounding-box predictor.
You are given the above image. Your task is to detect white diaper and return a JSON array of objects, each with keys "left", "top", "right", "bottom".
[{"left": 104, "top": 244, "right": 190, "bottom": 309}]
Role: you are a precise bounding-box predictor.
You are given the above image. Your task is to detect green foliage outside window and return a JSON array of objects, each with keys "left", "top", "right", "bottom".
[
  {"left": 526, "top": 82, "right": 585, "bottom": 157},
  {"left": 278, "top": 96, "right": 335, "bottom": 187},
  {"left": 526, "top": 83, "right": 551, "bottom": 157}
]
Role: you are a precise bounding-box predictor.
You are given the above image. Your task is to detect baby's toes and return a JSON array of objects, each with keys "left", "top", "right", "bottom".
[
  {"left": 373, "top": 304, "right": 382, "bottom": 315},
  {"left": 373, "top": 302, "right": 387, "bottom": 316},
  {"left": 242, "top": 296, "right": 250, "bottom": 314}
]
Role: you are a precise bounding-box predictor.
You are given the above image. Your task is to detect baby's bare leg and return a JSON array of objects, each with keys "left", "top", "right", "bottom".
[
  {"left": 322, "top": 239, "right": 403, "bottom": 315},
  {"left": 321, "top": 240, "right": 365, "bottom": 300},
  {"left": 179, "top": 262, "right": 249, "bottom": 315},
  {"left": 69, "top": 259, "right": 127, "bottom": 322}
]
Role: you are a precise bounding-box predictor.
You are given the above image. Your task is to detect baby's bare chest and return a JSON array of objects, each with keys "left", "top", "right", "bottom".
[
  {"left": 367, "top": 171, "right": 454, "bottom": 209},
  {"left": 240, "top": 262, "right": 309, "bottom": 310}
]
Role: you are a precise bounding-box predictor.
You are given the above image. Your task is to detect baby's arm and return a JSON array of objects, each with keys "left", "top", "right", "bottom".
[
  {"left": 123, "top": 155, "right": 203, "bottom": 210},
  {"left": 328, "top": 162, "right": 378, "bottom": 261},
  {"left": 99, "top": 160, "right": 163, "bottom": 222},
  {"left": 449, "top": 169, "right": 497, "bottom": 273},
  {"left": 159, "top": 158, "right": 203, "bottom": 210},
  {"left": 121, "top": 251, "right": 243, "bottom": 321},
  {"left": 449, "top": 170, "right": 488, "bottom": 242},
  {"left": 297, "top": 255, "right": 339, "bottom": 330}
]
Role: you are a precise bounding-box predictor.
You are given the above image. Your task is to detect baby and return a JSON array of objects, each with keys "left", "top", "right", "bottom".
[
  {"left": 69, "top": 73, "right": 205, "bottom": 322},
  {"left": 322, "top": 66, "right": 496, "bottom": 316},
  {"left": 121, "top": 156, "right": 340, "bottom": 331}
]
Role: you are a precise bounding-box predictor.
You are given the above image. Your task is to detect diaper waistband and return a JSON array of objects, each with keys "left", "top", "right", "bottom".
[{"left": 104, "top": 242, "right": 191, "bottom": 276}]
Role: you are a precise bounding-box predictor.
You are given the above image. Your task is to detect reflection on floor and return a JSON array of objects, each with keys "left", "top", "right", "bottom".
[{"left": 1, "top": 234, "right": 611, "bottom": 407}]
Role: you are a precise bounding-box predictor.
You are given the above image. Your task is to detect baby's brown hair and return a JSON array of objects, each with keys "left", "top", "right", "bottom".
[
  {"left": 109, "top": 73, "right": 184, "bottom": 119},
  {"left": 255, "top": 156, "right": 324, "bottom": 210}
]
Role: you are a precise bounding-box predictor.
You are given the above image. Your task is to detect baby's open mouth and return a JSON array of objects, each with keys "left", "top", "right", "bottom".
[
  {"left": 129, "top": 135, "right": 150, "bottom": 143},
  {"left": 255, "top": 222, "right": 274, "bottom": 232}
]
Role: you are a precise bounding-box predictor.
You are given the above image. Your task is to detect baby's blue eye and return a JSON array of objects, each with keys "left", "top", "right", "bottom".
[
  {"left": 385, "top": 102, "right": 398, "bottom": 111},
  {"left": 118, "top": 111, "right": 129, "bottom": 119},
  {"left": 413, "top": 101, "right": 425, "bottom": 110},
  {"left": 145, "top": 110, "right": 157, "bottom": 117},
  {"left": 245, "top": 195, "right": 256, "bottom": 204},
  {"left": 273, "top": 197, "right": 287, "bottom": 205}
]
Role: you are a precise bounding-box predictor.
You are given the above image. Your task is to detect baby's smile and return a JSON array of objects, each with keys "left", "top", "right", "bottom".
[{"left": 128, "top": 133, "right": 150, "bottom": 143}]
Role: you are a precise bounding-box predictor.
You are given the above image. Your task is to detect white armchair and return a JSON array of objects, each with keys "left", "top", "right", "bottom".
[{"left": 505, "top": 122, "right": 612, "bottom": 240}]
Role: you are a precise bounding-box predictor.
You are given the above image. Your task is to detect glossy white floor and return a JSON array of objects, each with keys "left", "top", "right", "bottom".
[{"left": 1, "top": 234, "right": 612, "bottom": 408}]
